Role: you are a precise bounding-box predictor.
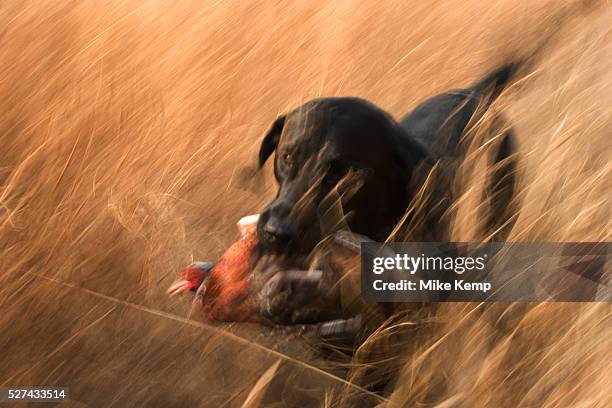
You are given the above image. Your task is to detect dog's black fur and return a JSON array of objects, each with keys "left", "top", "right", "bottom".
[
  {"left": 257, "top": 63, "right": 519, "bottom": 256},
  {"left": 251, "top": 64, "right": 519, "bottom": 326}
]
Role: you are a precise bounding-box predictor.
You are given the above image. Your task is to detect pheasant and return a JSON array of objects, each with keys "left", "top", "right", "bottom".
[{"left": 167, "top": 215, "right": 262, "bottom": 322}]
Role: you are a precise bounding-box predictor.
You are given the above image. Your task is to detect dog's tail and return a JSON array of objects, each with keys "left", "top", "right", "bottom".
[
  {"left": 468, "top": 62, "right": 522, "bottom": 241},
  {"left": 471, "top": 61, "right": 521, "bottom": 109}
]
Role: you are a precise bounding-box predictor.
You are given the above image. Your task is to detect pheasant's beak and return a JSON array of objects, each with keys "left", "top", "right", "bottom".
[{"left": 167, "top": 279, "right": 195, "bottom": 296}]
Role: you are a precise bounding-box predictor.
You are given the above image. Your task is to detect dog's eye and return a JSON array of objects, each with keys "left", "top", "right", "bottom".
[{"left": 280, "top": 152, "right": 292, "bottom": 166}]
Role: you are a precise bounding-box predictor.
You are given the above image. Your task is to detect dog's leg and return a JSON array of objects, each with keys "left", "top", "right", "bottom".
[{"left": 483, "top": 125, "right": 519, "bottom": 240}]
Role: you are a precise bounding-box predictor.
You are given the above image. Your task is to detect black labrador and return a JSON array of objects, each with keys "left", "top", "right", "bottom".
[{"left": 253, "top": 63, "right": 519, "bottom": 327}]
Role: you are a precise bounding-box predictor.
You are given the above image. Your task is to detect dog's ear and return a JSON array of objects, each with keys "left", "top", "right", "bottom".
[{"left": 258, "top": 115, "right": 286, "bottom": 168}]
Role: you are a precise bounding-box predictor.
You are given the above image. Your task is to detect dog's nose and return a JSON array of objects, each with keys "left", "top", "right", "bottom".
[{"left": 260, "top": 222, "right": 295, "bottom": 250}]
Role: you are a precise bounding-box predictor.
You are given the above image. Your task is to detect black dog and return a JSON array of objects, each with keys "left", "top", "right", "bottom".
[{"left": 254, "top": 63, "right": 519, "bottom": 325}]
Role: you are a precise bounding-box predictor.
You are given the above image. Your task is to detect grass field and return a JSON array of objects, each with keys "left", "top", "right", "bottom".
[{"left": 0, "top": 1, "right": 610, "bottom": 406}]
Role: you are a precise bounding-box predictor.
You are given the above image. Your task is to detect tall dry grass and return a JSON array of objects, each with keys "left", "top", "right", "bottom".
[{"left": 0, "top": 0, "right": 610, "bottom": 407}]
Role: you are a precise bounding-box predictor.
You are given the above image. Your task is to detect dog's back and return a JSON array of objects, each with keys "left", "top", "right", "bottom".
[
  {"left": 399, "top": 63, "right": 517, "bottom": 157},
  {"left": 398, "top": 63, "right": 520, "bottom": 240}
]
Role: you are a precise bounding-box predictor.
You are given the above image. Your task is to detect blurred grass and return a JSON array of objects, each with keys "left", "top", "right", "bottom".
[{"left": 0, "top": 0, "right": 610, "bottom": 407}]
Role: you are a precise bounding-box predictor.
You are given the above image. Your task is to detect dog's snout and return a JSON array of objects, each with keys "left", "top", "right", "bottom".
[
  {"left": 261, "top": 221, "right": 295, "bottom": 249},
  {"left": 258, "top": 205, "right": 297, "bottom": 250}
]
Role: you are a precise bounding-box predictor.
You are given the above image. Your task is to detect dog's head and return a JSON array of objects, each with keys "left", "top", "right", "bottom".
[{"left": 257, "top": 97, "right": 427, "bottom": 255}]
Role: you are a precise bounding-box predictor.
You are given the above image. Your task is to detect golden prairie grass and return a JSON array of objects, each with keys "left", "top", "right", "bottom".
[{"left": 0, "top": 1, "right": 610, "bottom": 407}]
